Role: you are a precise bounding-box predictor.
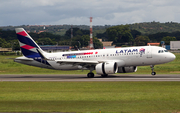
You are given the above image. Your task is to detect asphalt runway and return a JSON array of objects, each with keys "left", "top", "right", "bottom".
[{"left": 0, "top": 74, "right": 180, "bottom": 81}]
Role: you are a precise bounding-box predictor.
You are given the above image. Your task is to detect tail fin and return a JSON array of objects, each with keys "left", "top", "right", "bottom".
[{"left": 15, "top": 28, "right": 43, "bottom": 58}]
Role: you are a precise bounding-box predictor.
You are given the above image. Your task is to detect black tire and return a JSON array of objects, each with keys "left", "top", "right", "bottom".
[
  {"left": 87, "top": 73, "right": 94, "bottom": 78},
  {"left": 151, "top": 72, "right": 156, "bottom": 76}
]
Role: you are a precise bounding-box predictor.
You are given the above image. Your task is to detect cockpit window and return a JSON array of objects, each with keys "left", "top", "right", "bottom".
[
  {"left": 158, "top": 50, "right": 164, "bottom": 53},
  {"left": 158, "top": 50, "right": 168, "bottom": 53}
]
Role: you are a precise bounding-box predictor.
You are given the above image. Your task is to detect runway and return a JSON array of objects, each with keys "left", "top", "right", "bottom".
[{"left": 0, "top": 74, "right": 180, "bottom": 81}]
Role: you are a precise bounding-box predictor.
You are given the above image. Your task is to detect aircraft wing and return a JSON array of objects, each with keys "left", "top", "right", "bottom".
[
  {"left": 55, "top": 59, "right": 124, "bottom": 67},
  {"left": 56, "top": 59, "right": 101, "bottom": 66}
]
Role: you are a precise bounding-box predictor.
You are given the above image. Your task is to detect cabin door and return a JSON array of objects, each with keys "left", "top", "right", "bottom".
[{"left": 147, "top": 47, "right": 152, "bottom": 58}]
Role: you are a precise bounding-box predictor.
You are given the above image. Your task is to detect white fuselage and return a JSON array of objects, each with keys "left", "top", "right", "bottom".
[{"left": 15, "top": 46, "right": 176, "bottom": 70}]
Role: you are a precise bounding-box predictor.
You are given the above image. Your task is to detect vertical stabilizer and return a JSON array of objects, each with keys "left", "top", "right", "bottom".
[{"left": 15, "top": 28, "right": 43, "bottom": 58}]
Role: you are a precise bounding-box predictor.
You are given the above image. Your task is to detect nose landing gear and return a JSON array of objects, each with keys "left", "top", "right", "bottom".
[{"left": 150, "top": 65, "right": 156, "bottom": 75}]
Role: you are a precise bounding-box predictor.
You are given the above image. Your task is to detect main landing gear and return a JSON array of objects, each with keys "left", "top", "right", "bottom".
[
  {"left": 87, "top": 72, "right": 94, "bottom": 78},
  {"left": 150, "top": 65, "right": 156, "bottom": 75},
  {"left": 87, "top": 66, "right": 95, "bottom": 78},
  {"left": 86, "top": 66, "right": 108, "bottom": 78}
]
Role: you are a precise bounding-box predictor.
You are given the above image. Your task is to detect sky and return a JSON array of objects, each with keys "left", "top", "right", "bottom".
[{"left": 0, "top": 0, "right": 180, "bottom": 26}]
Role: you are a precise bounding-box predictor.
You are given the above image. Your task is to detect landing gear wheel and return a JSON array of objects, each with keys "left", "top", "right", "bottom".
[
  {"left": 101, "top": 74, "right": 108, "bottom": 77},
  {"left": 151, "top": 72, "right": 156, "bottom": 76},
  {"left": 87, "top": 72, "right": 94, "bottom": 78},
  {"left": 150, "top": 65, "right": 156, "bottom": 76}
]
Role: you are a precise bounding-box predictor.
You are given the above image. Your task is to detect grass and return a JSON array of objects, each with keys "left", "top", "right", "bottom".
[
  {"left": 0, "top": 53, "right": 180, "bottom": 74},
  {"left": 0, "top": 82, "right": 180, "bottom": 113}
]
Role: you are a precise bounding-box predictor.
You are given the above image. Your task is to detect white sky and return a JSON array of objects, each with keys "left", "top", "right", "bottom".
[{"left": 0, "top": 0, "right": 180, "bottom": 26}]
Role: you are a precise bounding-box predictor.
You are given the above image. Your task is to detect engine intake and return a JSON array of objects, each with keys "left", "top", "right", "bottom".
[
  {"left": 96, "top": 62, "right": 118, "bottom": 75},
  {"left": 117, "top": 66, "right": 137, "bottom": 73}
]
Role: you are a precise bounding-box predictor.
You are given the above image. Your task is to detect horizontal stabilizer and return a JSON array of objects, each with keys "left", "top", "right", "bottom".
[{"left": 14, "top": 56, "right": 33, "bottom": 61}]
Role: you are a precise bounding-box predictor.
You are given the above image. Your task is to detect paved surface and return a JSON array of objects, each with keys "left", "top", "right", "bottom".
[{"left": 0, "top": 74, "right": 180, "bottom": 81}]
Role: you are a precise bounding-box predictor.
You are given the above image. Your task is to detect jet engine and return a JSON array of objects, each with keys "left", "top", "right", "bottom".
[
  {"left": 117, "top": 66, "right": 137, "bottom": 73},
  {"left": 96, "top": 62, "right": 118, "bottom": 75}
]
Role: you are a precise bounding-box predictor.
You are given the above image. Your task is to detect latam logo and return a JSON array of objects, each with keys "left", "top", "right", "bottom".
[
  {"left": 116, "top": 48, "right": 145, "bottom": 53},
  {"left": 116, "top": 48, "right": 146, "bottom": 57},
  {"left": 116, "top": 49, "right": 138, "bottom": 53}
]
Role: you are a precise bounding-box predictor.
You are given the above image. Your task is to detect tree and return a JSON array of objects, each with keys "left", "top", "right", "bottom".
[
  {"left": 96, "top": 32, "right": 108, "bottom": 40},
  {"left": 9, "top": 40, "right": 20, "bottom": 50},
  {"left": 106, "top": 25, "right": 134, "bottom": 45},
  {"left": 0, "top": 37, "right": 11, "bottom": 48},
  {"left": 2, "top": 42, "right": 11, "bottom": 48},
  {"left": 93, "top": 37, "right": 103, "bottom": 49},
  {"left": 37, "top": 37, "right": 55, "bottom": 45},
  {"left": 65, "top": 28, "right": 89, "bottom": 38},
  {"left": 0, "top": 37, "right": 6, "bottom": 47},
  {"left": 131, "top": 30, "right": 141, "bottom": 39},
  {"left": 71, "top": 35, "right": 103, "bottom": 49},
  {"left": 148, "top": 32, "right": 169, "bottom": 42},
  {"left": 135, "top": 36, "right": 150, "bottom": 46},
  {"left": 161, "top": 36, "right": 176, "bottom": 45}
]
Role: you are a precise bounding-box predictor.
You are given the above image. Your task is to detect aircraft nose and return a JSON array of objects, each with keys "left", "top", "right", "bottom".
[{"left": 168, "top": 53, "right": 176, "bottom": 61}]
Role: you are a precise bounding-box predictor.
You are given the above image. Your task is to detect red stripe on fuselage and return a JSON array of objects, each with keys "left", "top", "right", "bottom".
[
  {"left": 17, "top": 31, "right": 27, "bottom": 37},
  {"left": 21, "top": 45, "right": 35, "bottom": 50},
  {"left": 84, "top": 52, "right": 93, "bottom": 55}
]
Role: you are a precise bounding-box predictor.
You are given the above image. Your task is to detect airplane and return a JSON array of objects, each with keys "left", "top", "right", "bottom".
[{"left": 14, "top": 28, "right": 176, "bottom": 78}]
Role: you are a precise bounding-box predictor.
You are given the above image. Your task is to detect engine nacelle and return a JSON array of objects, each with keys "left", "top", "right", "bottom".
[
  {"left": 96, "top": 62, "right": 118, "bottom": 75},
  {"left": 117, "top": 66, "right": 137, "bottom": 73}
]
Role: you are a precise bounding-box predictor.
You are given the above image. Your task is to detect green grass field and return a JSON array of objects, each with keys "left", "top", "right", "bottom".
[
  {"left": 0, "top": 82, "right": 180, "bottom": 113},
  {"left": 0, "top": 53, "right": 180, "bottom": 74}
]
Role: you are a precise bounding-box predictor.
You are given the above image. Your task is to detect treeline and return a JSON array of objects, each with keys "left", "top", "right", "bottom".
[
  {"left": 0, "top": 28, "right": 103, "bottom": 50},
  {"left": 0, "top": 25, "right": 111, "bottom": 36},
  {"left": 130, "top": 21, "right": 180, "bottom": 34},
  {"left": 1, "top": 21, "right": 180, "bottom": 35},
  {"left": 97, "top": 25, "right": 179, "bottom": 46}
]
